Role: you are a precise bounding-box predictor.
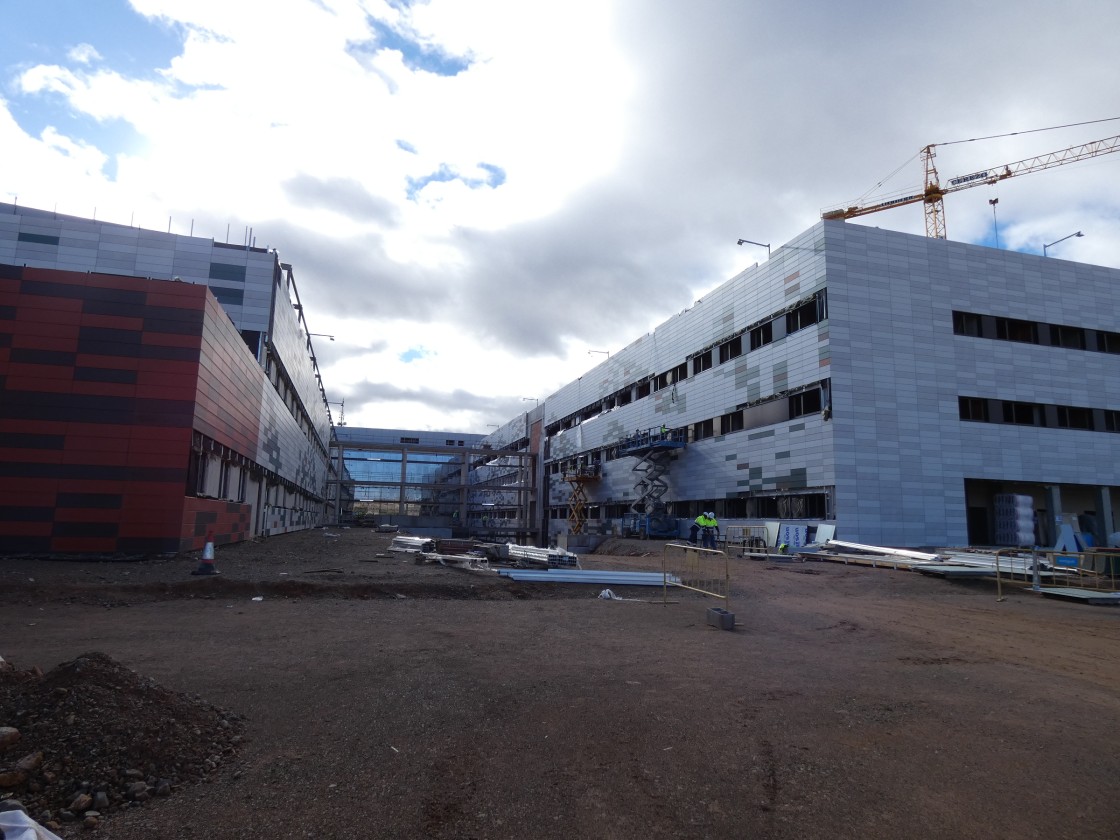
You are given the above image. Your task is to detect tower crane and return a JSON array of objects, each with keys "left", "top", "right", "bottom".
[{"left": 822, "top": 133, "right": 1120, "bottom": 238}]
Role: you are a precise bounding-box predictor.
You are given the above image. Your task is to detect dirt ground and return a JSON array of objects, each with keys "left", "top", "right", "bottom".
[{"left": 2, "top": 527, "right": 1120, "bottom": 839}]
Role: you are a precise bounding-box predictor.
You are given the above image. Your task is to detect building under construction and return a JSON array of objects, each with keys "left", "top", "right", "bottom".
[
  {"left": 0, "top": 203, "right": 333, "bottom": 554},
  {"left": 524, "top": 220, "right": 1120, "bottom": 549},
  {"left": 4, "top": 203, "right": 1119, "bottom": 554},
  {"left": 330, "top": 426, "right": 537, "bottom": 542}
]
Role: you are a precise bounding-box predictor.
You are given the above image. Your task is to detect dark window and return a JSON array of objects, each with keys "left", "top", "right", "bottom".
[
  {"left": 1105, "top": 410, "right": 1120, "bottom": 433},
  {"left": 694, "top": 418, "right": 714, "bottom": 440},
  {"left": 446, "top": 439, "right": 455, "bottom": 446},
  {"left": 400, "top": 436, "right": 420, "bottom": 444},
  {"left": 618, "top": 389, "right": 632, "bottom": 405},
  {"left": 1050, "top": 324, "right": 1086, "bottom": 350},
  {"left": 1057, "top": 406, "right": 1094, "bottom": 430},
  {"left": 958, "top": 397, "right": 989, "bottom": 422},
  {"left": 745, "top": 493, "right": 830, "bottom": 520},
  {"left": 671, "top": 362, "right": 688, "bottom": 383},
  {"left": 636, "top": 381, "right": 651, "bottom": 399},
  {"left": 750, "top": 321, "right": 773, "bottom": 350},
  {"left": 995, "top": 317, "right": 1038, "bottom": 344},
  {"left": 721, "top": 411, "right": 744, "bottom": 435},
  {"left": 953, "top": 311, "right": 983, "bottom": 337},
  {"left": 209, "top": 263, "right": 247, "bottom": 282},
  {"left": 789, "top": 389, "right": 823, "bottom": 419},
  {"left": 1002, "top": 402, "right": 1043, "bottom": 426},
  {"left": 240, "top": 329, "right": 262, "bottom": 357},
  {"left": 719, "top": 335, "right": 743, "bottom": 363},
  {"left": 654, "top": 372, "right": 670, "bottom": 391},
  {"left": 1099, "top": 331, "right": 1120, "bottom": 354},
  {"left": 188, "top": 451, "right": 207, "bottom": 496},
  {"left": 219, "top": 462, "right": 232, "bottom": 499},
  {"left": 692, "top": 351, "right": 712, "bottom": 374},
  {"left": 17, "top": 232, "right": 60, "bottom": 246},
  {"left": 786, "top": 300, "right": 818, "bottom": 333},
  {"left": 210, "top": 286, "right": 245, "bottom": 306}
]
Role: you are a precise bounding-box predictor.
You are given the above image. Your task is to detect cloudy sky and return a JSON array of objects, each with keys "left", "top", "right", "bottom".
[{"left": 3, "top": 0, "right": 1119, "bottom": 431}]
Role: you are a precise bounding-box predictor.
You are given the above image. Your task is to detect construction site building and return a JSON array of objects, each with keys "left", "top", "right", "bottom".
[
  {"left": 530, "top": 220, "right": 1120, "bottom": 549},
  {"left": 0, "top": 203, "right": 332, "bottom": 555},
  {"left": 330, "top": 426, "right": 538, "bottom": 542}
]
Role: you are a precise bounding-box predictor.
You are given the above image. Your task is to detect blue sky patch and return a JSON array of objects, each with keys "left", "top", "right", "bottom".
[
  {"left": 10, "top": 98, "right": 146, "bottom": 181},
  {"left": 353, "top": 17, "right": 471, "bottom": 77},
  {"left": 396, "top": 139, "right": 417, "bottom": 154},
  {"left": 0, "top": 0, "right": 182, "bottom": 81},
  {"left": 399, "top": 347, "right": 430, "bottom": 363},
  {"left": 1, "top": 0, "right": 181, "bottom": 177},
  {"left": 406, "top": 162, "right": 507, "bottom": 200}
]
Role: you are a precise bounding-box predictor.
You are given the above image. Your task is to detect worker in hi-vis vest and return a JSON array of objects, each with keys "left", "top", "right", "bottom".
[{"left": 692, "top": 512, "right": 718, "bottom": 549}]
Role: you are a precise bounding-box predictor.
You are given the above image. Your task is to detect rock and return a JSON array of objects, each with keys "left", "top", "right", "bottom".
[
  {"left": 93, "top": 791, "right": 110, "bottom": 809},
  {"left": 16, "top": 752, "right": 43, "bottom": 773},
  {"left": 0, "top": 768, "right": 28, "bottom": 788},
  {"left": 83, "top": 813, "right": 100, "bottom": 829},
  {"left": 155, "top": 780, "right": 172, "bottom": 797},
  {"left": 59, "top": 809, "right": 77, "bottom": 822},
  {"left": 0, "top": 799, "right": 28, "bottom": 813},
  {"left": 0, "top": 727, "right": 20, "bottom": 749},
  {"left": 69, "top": 792, "right": 93, "bottom": 812},
  {"left": 127, "top": 781, "right": 150, "bottom": 801}
]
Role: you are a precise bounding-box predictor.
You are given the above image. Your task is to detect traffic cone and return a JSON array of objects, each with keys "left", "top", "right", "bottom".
[{"left": 191, "top": 531, "right": 220, "bottom": 576}]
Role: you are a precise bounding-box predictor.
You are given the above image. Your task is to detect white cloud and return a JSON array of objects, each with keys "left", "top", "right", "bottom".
[
  {"left": 3, "top": 0, "right": 1120, "bottom": 431},
  {"left": 67, "top": 43, "right": 102, "bottom": 65}
]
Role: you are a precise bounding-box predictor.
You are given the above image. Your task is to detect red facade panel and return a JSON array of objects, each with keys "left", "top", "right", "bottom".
[
  {"left": 0, "top": 265, "right": 207, "bottom": 556},
  {"left": 0, "top": 261, "right": 321, "bottom": 557}
]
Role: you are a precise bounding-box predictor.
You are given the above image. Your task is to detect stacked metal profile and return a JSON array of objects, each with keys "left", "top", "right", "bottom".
[
  {"left": 496, "top": 568, "right": 680, "bottom": 586},
  {"left": 499, "top": 543, "right": 581, "bottom": 568}
]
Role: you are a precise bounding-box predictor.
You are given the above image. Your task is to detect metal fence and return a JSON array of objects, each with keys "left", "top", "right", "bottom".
[
  {"left": 662, "top": 542, "right": 730, "bottom": 606},
  {"left": 720, "top": 525, "right": 769, "bottom": 558}
]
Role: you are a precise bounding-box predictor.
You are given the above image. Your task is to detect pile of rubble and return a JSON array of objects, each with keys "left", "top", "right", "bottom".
[{"left": 0, "top": 652, "right": 245, "bottom": 832}]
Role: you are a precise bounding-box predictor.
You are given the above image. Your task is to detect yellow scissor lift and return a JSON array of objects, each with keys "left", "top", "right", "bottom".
[{"left": 562, "top": 464, "right": 602, "bottom": 535}]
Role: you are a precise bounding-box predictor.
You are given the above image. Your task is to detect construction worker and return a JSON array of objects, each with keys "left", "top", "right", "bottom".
[
  {"left": 702, "top": 511, "right": 720, "bottom": 550},
  {"left": 690, "top": 513, "right": 703, "bottom": 545}
]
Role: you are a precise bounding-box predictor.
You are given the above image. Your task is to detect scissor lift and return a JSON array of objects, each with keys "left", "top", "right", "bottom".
[
  {"left": 618, "top": 427, "right": 686, "bottom": 536},
  {"left": 562, "top": 464, "right": 601, "bottom": 535}
]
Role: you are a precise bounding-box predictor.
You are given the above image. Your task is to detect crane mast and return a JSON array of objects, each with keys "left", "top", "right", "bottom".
[{"left": 823, "top": 133, "right": 1120, "bottom": 238}]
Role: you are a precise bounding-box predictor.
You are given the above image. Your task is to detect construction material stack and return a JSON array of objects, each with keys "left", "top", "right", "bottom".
[{"left": 994, "top": 494, "right": 1035, "bottom": 547}]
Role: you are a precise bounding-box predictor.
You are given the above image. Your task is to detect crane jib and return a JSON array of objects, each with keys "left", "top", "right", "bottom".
[{"left": 948, "top": 171, "right": 990, "bottom": 187}]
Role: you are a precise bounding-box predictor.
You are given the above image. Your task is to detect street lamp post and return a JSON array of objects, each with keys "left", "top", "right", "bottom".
[
  {"left": 522, "top": 397, "right": 539, "bottom": 408},
  {"left": 736, "top": 238, "right": 771, "bottom": 258},
  {"left": 308, "top": 332, "right": 335, "bottom": 341},
  {"left": 588, "top": 350, "right": 609, "bottom": 358},
  {"left": 1043, "top": 231, "right": 1084, "bottom": 257}
]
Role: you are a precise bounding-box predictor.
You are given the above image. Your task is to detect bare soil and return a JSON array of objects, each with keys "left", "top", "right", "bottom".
[{"left": 2, "top": 528, "right": 1120, "bottom": 839}]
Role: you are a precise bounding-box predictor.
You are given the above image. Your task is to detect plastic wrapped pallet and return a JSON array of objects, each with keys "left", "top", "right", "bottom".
[{"left": 994, "top": 494, "right": 1034, "bottom": 546}]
